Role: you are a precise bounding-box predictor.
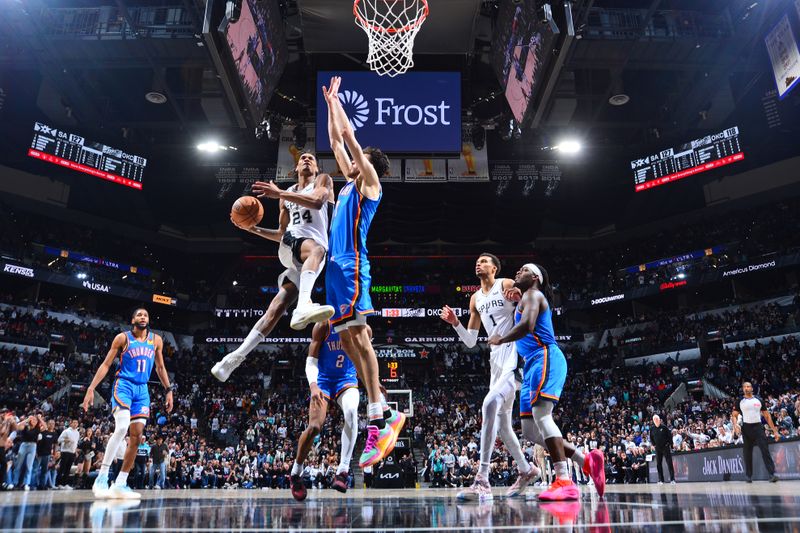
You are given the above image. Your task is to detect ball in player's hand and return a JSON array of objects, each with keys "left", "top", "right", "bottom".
[{"left": 231, "top": 196, "right": 264, "bottom": 229}]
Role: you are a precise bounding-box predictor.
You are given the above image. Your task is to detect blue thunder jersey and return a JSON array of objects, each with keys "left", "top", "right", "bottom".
[
  {"left": 116, "top": 331, "right": 156, "bottom": 384},
  {"left": 317, "top": 329, "right": 357, "bottom": 382},
  {"left": 329, "top": 181, "right": 382, "bottom": 260},
  {"left": 514, "top": 296, "right": 557, "bottom": 360}
]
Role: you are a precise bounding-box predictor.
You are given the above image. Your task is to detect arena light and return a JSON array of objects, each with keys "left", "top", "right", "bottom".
[
  {"left": 196, "top": 141, "right": 238, "bottom": 153},
  {"left": 554, "top": 139, "right": 582, "bottom": 154}
]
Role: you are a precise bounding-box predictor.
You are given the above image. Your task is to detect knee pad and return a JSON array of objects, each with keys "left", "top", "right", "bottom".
[
  {"left": 535, "top": 414, "right": 562, "bottom": 440},
  {"left": 113, "top": 409, "right": 131, "bottom": 435}
]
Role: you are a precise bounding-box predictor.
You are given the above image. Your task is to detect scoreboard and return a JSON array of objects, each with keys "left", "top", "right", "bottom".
[
  {"left": 632, "top": 126, "right": 744, "bottom": 192},
  {"left": 28, "top": 122, "right": 147, "bottom": 190}
]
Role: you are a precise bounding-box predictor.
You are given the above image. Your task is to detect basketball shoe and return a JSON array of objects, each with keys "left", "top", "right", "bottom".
[
  {"left": 211, "top": 352, "right": 246, "bottom": 382},
  {"left": 332, "top": 472, "right": 349, "bottom": 493},
  {"left": 290, "top": 303, "right": 335, "bottom": 331},
  {"left": 107, "top": 483, "right": 141, "bottom": 500},
  {"left": 384, "top": 409, "right": 406, "bottom": 455},
  {"left": 586, "top": 449, "right": 606, "bottom": 498},
  {"left": 290, "top": 474, "right": 307, "bottom": 501},
  {"left": 538, "top": 478, "right": 580, "bottom": 501},
  {"left": 92, "top": 473, "right": 110, "bottom": 498},
  {"left": 359, "top": 424, "right": 394, "bottom": 468},
  {"left": 457, "top": 474, "right": 493, "bottom": 502},
  {"left": 506, "top": 464, "right": 540, "bottom": 498}
]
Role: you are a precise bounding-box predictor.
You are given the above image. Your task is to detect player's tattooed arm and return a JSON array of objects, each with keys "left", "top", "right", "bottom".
[{"left": 277, "top": 173, "right": 332, "bottom": 210}]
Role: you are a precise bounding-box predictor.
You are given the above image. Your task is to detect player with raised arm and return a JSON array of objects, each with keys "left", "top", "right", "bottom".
[
  {"left": 490, "top": 264, "right": 606, "bottom": 501},
  {"left": 440, "top": 253, "right": 540, "bottom": 501},
  {"left": 322, "top": 75, "right": 405, "bottom": 468},
  {"left": 82, "top": 308, "right": 173, "bottom": 499},
  {"left": 211, "top": 153, "right": 335, "bottom": 382},
  {"left": 289, "top": 321, "right": 364, "bottom": 501}
]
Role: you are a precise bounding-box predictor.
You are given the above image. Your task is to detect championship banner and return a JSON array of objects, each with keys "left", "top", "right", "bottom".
[
  {"left": 649, "top": 438, "right": 800, "bottom": 482},
  {"left": 404, "top": 158, "right": 447, "bottom": 182},
  {"left": 318, "top": 157, "right": 402, "bottom": 183},
  {"left": 447, "top": 142, "right": 489, "bottom": 182},
  {"left": 765, "top": 14, "right": 800, "bottom": 99}
]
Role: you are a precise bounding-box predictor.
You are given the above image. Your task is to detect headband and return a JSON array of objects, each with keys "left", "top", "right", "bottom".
[{"left": 522, "top": 263, "right": 543, "bottom": 281}]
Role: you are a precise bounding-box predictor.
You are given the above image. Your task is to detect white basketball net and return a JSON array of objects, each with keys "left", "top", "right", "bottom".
[{"left": 354, "top": 0, "right": 429, "bottom": 77}]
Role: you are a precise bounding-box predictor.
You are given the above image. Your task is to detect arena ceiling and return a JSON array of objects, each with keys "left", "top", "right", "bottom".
[{"left": 0, "top": 0, "right": 798, "bottom": 246}]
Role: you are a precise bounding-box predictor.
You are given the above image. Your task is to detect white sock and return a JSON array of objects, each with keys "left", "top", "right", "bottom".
[
  {"left": 478, "top": 462, "right": 490, "bottom": 478},
  {"left": 297, "top": 270, "right": 318, "bottom": 307},
  {"left": 367, "top": 402, "right": 382, "bottom": 422},
  {"left": 554, "top": 461, "right": 569, "bottom": 480},
  {"left": 99, "top": 465, "right": 110, "bottom": 476},
  {"left": 291, "top": 462, "right": 302, "bottom": 476},
  {"left": 336, "top": 465, "right": 349, "bottom": 475},
  {"left": 233, "top": 328, "right": 265, "bottom": 358},
  {"left": 115, "top": 472, "right": 129, "bottom": 486}
]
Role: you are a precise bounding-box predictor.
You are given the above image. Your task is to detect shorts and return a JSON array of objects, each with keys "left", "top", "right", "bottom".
[
  {"left": 316, "top": 374, "right": 358, "bottom": 403},
  {"left": 519, "top": 344, "right": 567, "bottom": 417},
  {"left": 277, "top": 233, "right": 326, "bottom": 289},
  {"left": 326, "top": 255, "right": 375, "bottom": 331},
  {"left": 111, "top": 379, "right": 151, "bottom": 421}
]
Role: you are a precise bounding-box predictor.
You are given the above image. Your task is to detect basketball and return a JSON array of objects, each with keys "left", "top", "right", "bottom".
[{"left": 230, "top": 196, "right": 263, "bottom": 228}]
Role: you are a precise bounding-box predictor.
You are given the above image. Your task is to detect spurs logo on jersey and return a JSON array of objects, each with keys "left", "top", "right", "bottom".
[
  {"left": 284, "top": 182, "right": 330, "bottom": 250},
  {"left": 475, "top": 278, "right": 516, "bottom": 338}
]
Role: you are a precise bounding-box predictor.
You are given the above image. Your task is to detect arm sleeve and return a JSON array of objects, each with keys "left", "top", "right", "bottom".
[
  {"left": 453, "top": 323, "right": 480, "bottom": 348},
  {"left": 305, "top": 357, "right": 319, "bottom": 385}
]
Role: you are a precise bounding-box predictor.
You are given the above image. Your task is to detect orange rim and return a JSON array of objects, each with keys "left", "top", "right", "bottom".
[{"left": 353, "top": 0, "right": 429, "bottom": 34}]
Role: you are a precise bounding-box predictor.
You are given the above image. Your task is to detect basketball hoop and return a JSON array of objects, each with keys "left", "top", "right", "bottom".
[{"left": 353, "top": 0, "right": 429, "bottom": 77}]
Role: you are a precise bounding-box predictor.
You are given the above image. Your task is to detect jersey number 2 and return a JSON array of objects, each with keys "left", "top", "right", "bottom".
[
  {"left": 335, "top": 354, "right": 345, "bottom": 368},
  {"left": 291, "top": 210, "right": 313, "bottom": 225},
  {"left": 136, "top": 359, "right": 147, "bottom": 373}
]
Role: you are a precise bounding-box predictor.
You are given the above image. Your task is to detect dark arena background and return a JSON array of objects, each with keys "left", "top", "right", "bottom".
[{"left": 1, "top": 0, "right": 800, "bottom": 531}]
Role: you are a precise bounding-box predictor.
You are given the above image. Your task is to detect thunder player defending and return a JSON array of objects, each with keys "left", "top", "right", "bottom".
[
  {"left": 82, "top": 308, "right": 173, "bottom": 499},
  {"left": 490, "top": 264, "right": 605, "bottom": 501},
  {"left": 441, "top": 253, "right": 540, "bottom": 500},
  {"left": 323, "top": 75, "right": 404, "bottom": 467},
  {"left": 211, "top": 153, "right": 335, "bottom": 382},
  {"left": 289, "top": 321, "right": 365, "bottom": 501}
]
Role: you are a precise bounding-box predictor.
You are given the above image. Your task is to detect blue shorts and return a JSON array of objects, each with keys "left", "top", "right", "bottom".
[
  {"left": 316, "top": 374, "right": 358, "bottom": 403},
  {"left": 111, "top": 379, "right": 150, "bottom": 420},
  {"left": 519, "top": 344, "right": 567, "bottom": 417},
  {"left": 326, "top": 255, "right": 375, "bottom": 328}
]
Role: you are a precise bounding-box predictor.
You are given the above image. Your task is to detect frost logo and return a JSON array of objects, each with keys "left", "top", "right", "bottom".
[{"left": 338, "top": 90, "right": 369, "bottom": 130}]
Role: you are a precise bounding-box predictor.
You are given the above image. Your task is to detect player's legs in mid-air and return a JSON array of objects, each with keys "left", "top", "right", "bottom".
[{"left": 211, "top": 281, "right": 298, "bottom": 382}]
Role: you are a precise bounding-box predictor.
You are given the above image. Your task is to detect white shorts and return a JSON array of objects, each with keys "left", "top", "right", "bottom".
[{"left": 277, "top": 239, "right": 326, "bottom": 289}]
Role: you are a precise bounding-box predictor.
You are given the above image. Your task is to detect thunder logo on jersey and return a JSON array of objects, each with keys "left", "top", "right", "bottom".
[{"left": 117, "top": 331, "right": 156, "bottom": 384}]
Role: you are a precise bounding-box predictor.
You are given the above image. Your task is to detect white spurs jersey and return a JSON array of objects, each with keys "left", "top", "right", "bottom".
[
  {"left": 474, "top": 278, "right": 518, "bottom": 377},
  {"left": 283, "top": 181, "right": 329, "bottom": 250}
]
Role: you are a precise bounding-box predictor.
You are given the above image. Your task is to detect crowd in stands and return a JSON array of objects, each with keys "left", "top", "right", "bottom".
[{"left": 2, "top": 284, "right": 800, "bottom": 493}]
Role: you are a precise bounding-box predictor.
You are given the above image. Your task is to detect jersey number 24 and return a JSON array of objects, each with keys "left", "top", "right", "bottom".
[{"left": 291, "top": 210, "right": 313, "bottom": 225}]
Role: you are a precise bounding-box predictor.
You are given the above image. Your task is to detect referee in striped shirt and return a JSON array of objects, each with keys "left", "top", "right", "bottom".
[{"left": 731, "top": 382, "right": 779, "bottom": 483}]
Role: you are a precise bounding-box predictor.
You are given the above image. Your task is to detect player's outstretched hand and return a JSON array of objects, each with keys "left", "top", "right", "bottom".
[
  {"left": 165, "top": 390, "right": 174, "bottom": 413},
  {"left": 252, "top": 180, "right": 282, "bottom": 200},
  {"left": 504, "top": 287, "right": 522, "bottom": 302},
  {"left": 440, "top": 305, "right": 459, "bottom": 327},
  {"left": 322, "top": 76, "right": 341, "bottom": 104},
  {"left": 82, "top": 389, "right": 94, "bottom": 412}
]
